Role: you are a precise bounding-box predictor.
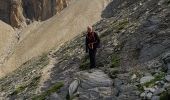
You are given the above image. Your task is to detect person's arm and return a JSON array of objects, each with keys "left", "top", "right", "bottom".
[{"left": 85, "top": 35, "right": 88, "bottom": 53}]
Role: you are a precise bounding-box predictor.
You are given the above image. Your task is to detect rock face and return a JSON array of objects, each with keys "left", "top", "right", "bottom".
[
  {"left": 0, "top": 0, "right": 170, "bottom": 99},
  {"left": 0, "top": 0, "right": 71, "bottom": 28},
  {"left": 0, "top": 0, "right": 10, "bottom": 24},
  {"left": 76, "top": 70, "right": 114, "bottom": 100},
  {"left": 10, "top": 0, "right": 26, "bottom": 28}
]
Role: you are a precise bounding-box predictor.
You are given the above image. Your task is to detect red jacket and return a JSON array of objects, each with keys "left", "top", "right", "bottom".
[{"left": 86, "top": 32, "right": 100, "bottom": 52}]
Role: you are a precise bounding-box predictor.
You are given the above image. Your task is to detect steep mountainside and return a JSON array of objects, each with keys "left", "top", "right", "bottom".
[
  {"left": 0, "top": 0, "right": 110, "bottom": 78},
  {"left": 0, "top": 21, "right": 16, "bottom": 75},
  {"left": 0, "top": 0, "right": 170, "bottom": 100}
]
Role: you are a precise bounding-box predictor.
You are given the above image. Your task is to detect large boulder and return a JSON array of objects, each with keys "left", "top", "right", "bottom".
[{"left": 68, "top": 69, "right": 114, "bottom": 100}]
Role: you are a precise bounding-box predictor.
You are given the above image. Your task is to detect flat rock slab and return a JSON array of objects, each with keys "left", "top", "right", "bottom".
[
  {"left": 76, "top": 69, "right": 113, "bottom": 89},
  {"left": 140, "top": 76, "right": 154, "bottom": 84},
  {"left": 165, "top": 75, "right": 170, "bottom": 82},
  {"left": 74, "top": 69, "right": 114, "bottom": 100}
]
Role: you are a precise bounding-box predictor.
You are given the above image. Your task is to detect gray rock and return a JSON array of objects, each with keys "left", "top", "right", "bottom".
[
  {"left": 112, "top": 88, "right": 119, "bottom": 96},
  {"left": 163, "top": 83, "right": 170, "bottom": 89},
  {"left": 131, "top": 74, "right": 137, "bottom": 80},
  {"left": 165, "top": 75, "right": 170, "bottom": 82},
  {"left": 151, "top": 96, "right": 160, "bottom": 100},
  {"left": 153, "top": 88, "right": 165, "bottom": 95},
  {"left": 147, "top": 92, "right": 153, "bottom": 99},
  {"left": 114, "top": 78, "right": 123, "bottom": 87},
  {"left": 162, "top": 53, "right": 170, "bottom": 73},
  {"left": 76, "top": 69, "right": 113, "bottom": 89},
  {"left": 140, "top": 92, "right": 146, "bottom": 98},
  {"left": 68, "top": 79, "right": 81, "bottom": 99},
  {"left": 49, "top": 93, "right": 62, "bottom": 100},
  {"left": 75, "top": 69, "right": 113, "bottom": 99},
  {"left": 144, "top": 73, "right": 152, "bottom": 76},
  {"left": 144, "top": 88, "right": 156, "bottom": 93},
  {"left": 140, "top": 76, "right": 154, "bottom": 84}
]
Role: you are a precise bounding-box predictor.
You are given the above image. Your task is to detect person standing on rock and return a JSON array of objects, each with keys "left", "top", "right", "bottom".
[{"left": 86, "top": 26, "right": 100, "bottom": 68}]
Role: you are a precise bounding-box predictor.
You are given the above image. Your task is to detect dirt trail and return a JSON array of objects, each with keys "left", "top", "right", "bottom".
[{"left": 0, "top": 0, "right": 111, "bottom": 77}]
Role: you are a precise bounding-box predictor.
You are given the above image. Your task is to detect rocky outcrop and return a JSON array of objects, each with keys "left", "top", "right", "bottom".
[
  {"left": 0, "top": 0, "right": 71, "bottom": 28},
  {"left": 10, "top": 0, "right": 26, "bottom": 28},
  {"left": 0, "top": 0, "right": 170, "bottom": 99},
  {"left": 23, "top": 0, "right": 71, "bottom": 21},
  {"left": 72, "top": 70, "right": 114, "bottom": 100},
  {"left": 0, "top": 0, "right": 10, "bottom": 24}
]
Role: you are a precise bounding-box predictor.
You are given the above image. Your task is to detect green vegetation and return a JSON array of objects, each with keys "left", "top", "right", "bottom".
[
  {"left": 110, "top": 54, "right": 120, "bottom": 68},
  {"left": 114, "top": 19, "right": 129, "bottom": 30},
  {"left": 79, "top": 55, "right": 90, "bottom": 70},
  {"left": 102, "top": 18, "right": 129, "bottom": 38},
  {"left": 28, "top": 75, "right": 41, "bottom": 89},
  {"left": 34, "top": 53, "right": 50, "bottom": 67},
  {"left": 11, "top": 75, "right": 41, "bottom": 96},
  {"left": 32, "top": 82, "right": 64, "bottom": 100},
  {"left": 137, "top": 72, "right": 166, "bottom": 91},
  {"left": 144, "top": 72, "right": 165, "bottom": 87},
  {"left": 11, "top": 85, "right": 27, "bottom": 95}
]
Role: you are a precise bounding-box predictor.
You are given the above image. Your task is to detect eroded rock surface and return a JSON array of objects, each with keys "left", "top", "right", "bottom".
[{"left": 0, "top": 0, "right": 71, "bottom": 27}]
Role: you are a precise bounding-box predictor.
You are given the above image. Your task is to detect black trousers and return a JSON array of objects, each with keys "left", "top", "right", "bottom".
[{"left": 89, "top": 49, "right": 97, "bottom": 68}]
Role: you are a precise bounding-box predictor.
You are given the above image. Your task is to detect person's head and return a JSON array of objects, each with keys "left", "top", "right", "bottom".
[{"left": 87, "top": 26, "right": 93, "bottom": 33}]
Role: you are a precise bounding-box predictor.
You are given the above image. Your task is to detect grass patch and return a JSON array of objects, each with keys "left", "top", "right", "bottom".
[
  {"left": 137, "top": 72, "right": 166, "bottom": 91},
  {"left": 110, "top": 54, "right": 120, "bottom": 68},
  {"left": 34, "top": 53, "right": 50, "bottom": 67},
  {"left": 10, "top": 75, "right": 41, "bottom": 96},
  {"left": 111, "top": 19, "right": 129, "bottom": 31},
  {"left": 115, "top": 19, "right": 129, "bottom": 30},
  {"left": 79, "top": 55, "right": 90, "bottom": 70},
  {"left": 11, "top": 85, "right": 27, "bottom": 95},
  {"left": 102, "top": 18, "right": 129, "bottom": 38},
  {"left": 32, "top": 82, "right": 64, "bottom": 100},
  {"left": 144, "top": 72, "right": 165, "bottom": 87}
]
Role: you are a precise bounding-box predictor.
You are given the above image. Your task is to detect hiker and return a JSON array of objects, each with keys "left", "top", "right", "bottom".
[{"left": 86, "top": 26, "right": 100, "bottom": 68}]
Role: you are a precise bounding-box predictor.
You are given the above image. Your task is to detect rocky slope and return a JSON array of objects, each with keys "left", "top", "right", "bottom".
[
  {"left": 0, "top": 0, "right": 170, "bottom": 100},
  {"left": 0, "top": 21, "right": 17, "bottom": 74},
  {"left": 0, "top": 0, "right": 71, "bottom": 28},
  {"left": 0, "top": 0, "right": 110, "bottom": 77}
]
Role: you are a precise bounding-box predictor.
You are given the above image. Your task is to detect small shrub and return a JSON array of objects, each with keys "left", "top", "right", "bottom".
[
  {"left": 136, "top": 84, "right": 144, "bottom": 92},
  {"left": 79, "top": 55, "right": 90, "bottom": 70},
  {"left": 11, "top": 85, "right": 27, "bottom": 95},
  {"left": 144, "top": 72, "right": 165, "bottom": 87},
  {"left": 138, "top": 72, "right": 166, "bottom": 91},
  {"left": 110, "top": 54, "right": 120, "bottom": 68}
]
